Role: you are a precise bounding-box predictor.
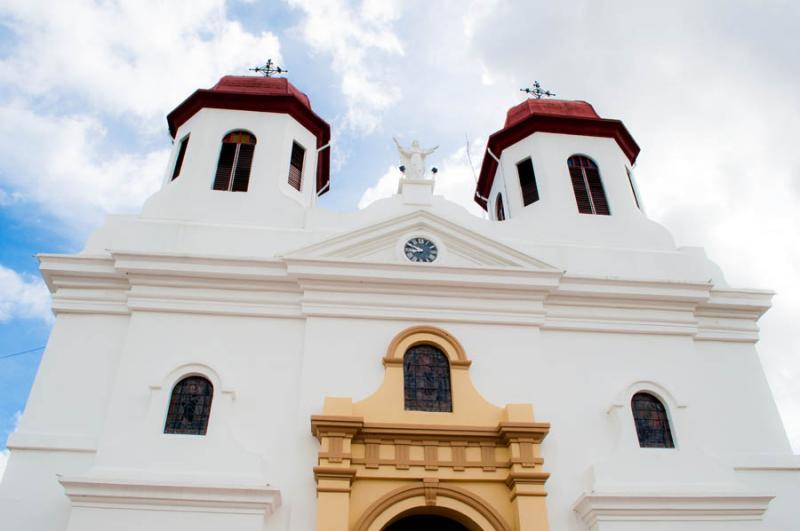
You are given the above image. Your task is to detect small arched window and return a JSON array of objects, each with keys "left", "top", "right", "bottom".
[
  {"left": 631, "top": 392, "right": 674, "bottom": 448},
  {"left": 495, "top": 193, "right": 506, "bottom": 221},
  {"left": 404, "top": 344, "right": 452, "bottom": 412},
  {"left": 568, "top": 155, "right": 609, "bottom": 215},
  {"left": 164, "top": 376, "right": 214, "bottom": 435},
  {"left": 213, "top": 130, "right": 256, "bottom": 192}
]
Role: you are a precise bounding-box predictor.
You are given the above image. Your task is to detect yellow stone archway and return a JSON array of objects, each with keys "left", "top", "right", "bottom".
[{"left": 311, "top": 326, "right": 551, "bottom": 531}]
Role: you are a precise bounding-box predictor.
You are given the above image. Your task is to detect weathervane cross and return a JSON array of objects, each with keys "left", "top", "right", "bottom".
[
  {"left": 249, "top": 59, "right": 288, "bottom": 77},
  {"left": 521, "top": 81, "right": 556, "bottom": 99}
]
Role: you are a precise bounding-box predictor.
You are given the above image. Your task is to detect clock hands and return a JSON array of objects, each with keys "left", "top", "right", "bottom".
[{"left": 407, "top": 244, "right": 424, "bottom": 253}]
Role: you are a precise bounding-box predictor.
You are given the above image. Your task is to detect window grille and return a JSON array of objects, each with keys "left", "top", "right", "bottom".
[
  {"left": 632, "top": 392, "right": 674, "bottom": 448},
  {"left": 288, "top": 142, "right": 305, "bottom": 191},
  {"left": 568, "top": 155, "right": 610, "bottom": 215},
  {"left": 171, "top": 135, "right": 189, "bottom": 181},
  {"left": 517, "top": 158, "right": 540, "bottom": 206},
  {"left": 213, "top": 131, "right": 256, "bottom": 192},
  {"left": 495, "top": 193, "right": 506, "bottom": 221},
  {"left": 164, "top": 376, "right": 214, "bottom": 435},
  {"left": 404, "top": 344, "right": 452, "bottom": 412}
]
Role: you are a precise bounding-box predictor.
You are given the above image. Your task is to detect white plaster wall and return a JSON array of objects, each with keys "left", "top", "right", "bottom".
[
  {"left": 142, "top": 107, "right": 320, "bottom": 228},
  {"left": 1, "top": 116, "right": 797, "bottom": 531}
]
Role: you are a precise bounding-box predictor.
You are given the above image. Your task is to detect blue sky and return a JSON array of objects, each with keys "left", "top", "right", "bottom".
[{"left": 1, "top": 0, "right": 799, "bottom": 474}]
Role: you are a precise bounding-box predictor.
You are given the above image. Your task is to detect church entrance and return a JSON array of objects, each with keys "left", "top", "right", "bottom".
[{"left": 384, "top": 514, "right": 469, "bottom": 531}]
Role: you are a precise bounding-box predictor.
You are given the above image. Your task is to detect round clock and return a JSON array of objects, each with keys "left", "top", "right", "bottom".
[{"left": 404, "top": 237, "right": 438, "bottom": 263}]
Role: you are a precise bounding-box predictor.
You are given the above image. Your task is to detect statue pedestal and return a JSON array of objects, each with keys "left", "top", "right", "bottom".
[{"left": 398, "top": 177, "right": 434, "bottom": 206}]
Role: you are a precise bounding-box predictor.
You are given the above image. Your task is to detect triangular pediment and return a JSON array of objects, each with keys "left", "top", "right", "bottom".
[{"left": 284, "top": 210, "right": 560, "bottom": 272}]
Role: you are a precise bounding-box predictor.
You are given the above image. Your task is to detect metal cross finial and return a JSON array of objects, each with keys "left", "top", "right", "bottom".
[
  {"left": 520, "top": 81, "right": 556, "bottom": 99},
  {"left": 249, "top": 59, "right": 288, "bottom": 77}
]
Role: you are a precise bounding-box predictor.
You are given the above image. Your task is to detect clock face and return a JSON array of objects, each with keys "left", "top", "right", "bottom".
[{"left": 404, "top": 237, "right": 438, "bottom": 263}]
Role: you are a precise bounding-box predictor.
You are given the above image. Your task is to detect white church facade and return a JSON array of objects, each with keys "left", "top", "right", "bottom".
[{"left": 0, "top": 75, "right": 798, "bottom": 530}]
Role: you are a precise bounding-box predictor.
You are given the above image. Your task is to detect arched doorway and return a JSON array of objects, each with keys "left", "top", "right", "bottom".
[{"left": 384, "top": 514, "right": 469, "bottom": 531}]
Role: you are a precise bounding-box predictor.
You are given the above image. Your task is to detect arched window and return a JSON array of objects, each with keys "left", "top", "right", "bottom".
[
  {"left": 631, "top": 392, "right": 674, "bottom": 448},
  {"left": 164, "top": 376, "right": 214, "bottom": 435},
  {"left": 404, "top": 344, "right": 452, "bottom": 412},
  {"left": 568, "top": 155, "right": 610, "bottom": 215},
  {"left": 495, "top": 193, "right": 506, "bottom": 221},
  {"left": 213, "top": 130, "right": 256, "bottom": 192}
]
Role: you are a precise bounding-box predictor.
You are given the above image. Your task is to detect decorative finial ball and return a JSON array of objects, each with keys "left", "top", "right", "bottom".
[
  {"left": 399, "top": 165, "right": 406, "bottom": 173},
  {"left": 432, "top": 167, "right": 438, "bottom": 174}
]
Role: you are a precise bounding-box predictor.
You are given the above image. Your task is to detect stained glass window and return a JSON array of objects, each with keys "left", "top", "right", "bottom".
[
  {"left": 164, "top": 376, "right": 214, "bottom": 435},
  {"left": 632, "top": 392, "right": 674, "bottom": 448},
  {"left": 404, "top": 344, "right": 452, "bottom": 412}
]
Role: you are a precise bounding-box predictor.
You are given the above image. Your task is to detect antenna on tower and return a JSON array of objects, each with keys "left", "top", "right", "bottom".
[
  {"left": 520, "top": 81, "right": 556, "bottom": 99},
  {"left": 249, "top": 59, "right": 288, "bottom": 77}
]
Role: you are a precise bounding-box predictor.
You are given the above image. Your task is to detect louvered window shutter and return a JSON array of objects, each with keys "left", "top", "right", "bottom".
[
  {"left": 213, "top": 131, "right": 256, "bottom": 192},
  {"left": 517, "top": 158, "right": 540, "bottom": 206},
  {"left": 568, "top": 156, "right": 609, "bottom": 215},
  {"left": 213, "top": 143, "right": 237, "bottom": 191},
  {"left": 626, "top": 167, "right": 641, "bottom": 209},
  {"left": 231, "top": 143, "right": 255, "bottom": 192},
  {"left": 171, "top": 135, "right": 189, "bottom": 181},
  {"left": 288, "top": 142, "right": 305, "bottom": 191},
  {"left": 569, "top": 165, "right": 593, "bottom": 214},
  {"left": 495, "top": 193, "right": 506, "bottom": 221}
]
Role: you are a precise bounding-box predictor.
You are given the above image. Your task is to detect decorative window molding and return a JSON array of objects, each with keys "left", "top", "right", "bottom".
[
  {"left": 171, "top": 134, "right": 189, "bottom": 181},
  {"left": 568, "top": 155, "right": 609, "bottom": 215},
  {"left": 608, "top": 380, "right": 684, "bottom": 450},
  {"left": 213, "top": 130, "right": 256, "bottom": 192},
  {"left": 382, "top": 325, "right": 471, "bottom": 369},
  {"left": 516, "top": 157, "right": 540, "bottom": 206},
  {"left": 288, "top": 141, "right": 305, "bottom": 191}
]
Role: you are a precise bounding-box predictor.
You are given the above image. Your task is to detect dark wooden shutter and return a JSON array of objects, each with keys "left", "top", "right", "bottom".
[
  {"left": 627, "top": 167, "right": 641, "bottom": 209},
  {"left": 569, "top": 166, "right": 593, "bottom": 214},
  {"left": 585, "top": 166, "right": 610, "bottom": 215},
  {"left": 517, "top": 158, "right": 539, "bottom": 206},
  {"left": 495, "top": 193, "right": 506, "bottom": 221},
  {"left": 171, "top": 135, "right": 189, "bottom": 181},
  {"left": 231, "top": 143, "right": 254, "bottom": 192},
  {"left": 213, "top": 143, "right": 236, "bottom": 191},
  {"left": 288, "top": 142, "right": 305, "bottom": 191}
]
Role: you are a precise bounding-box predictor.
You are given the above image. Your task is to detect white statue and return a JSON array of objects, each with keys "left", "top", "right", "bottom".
[{"left": 393, "top": 137, "right": 438, "bottom": 180}]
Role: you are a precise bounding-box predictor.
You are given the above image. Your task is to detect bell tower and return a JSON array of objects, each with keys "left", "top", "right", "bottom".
[
  {"left": 475, "top": 98, "right": 672, "bottom": 249},
  {"left": 140, "top": 75, "right": 331, "bottom": 228}
]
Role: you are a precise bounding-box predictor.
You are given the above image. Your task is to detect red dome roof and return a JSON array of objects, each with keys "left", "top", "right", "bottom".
[
  {"left": 210, "top": 76, "right": 312, "bottom": 108},
  {"left": 475, "top": 99, "right": 640, "bottom": 210},
  {"left": 504, "top": 99, "right": 600, "bottom": 127},
  {"left": 166, "top": 75, "right": 331, "bottom": 196}
]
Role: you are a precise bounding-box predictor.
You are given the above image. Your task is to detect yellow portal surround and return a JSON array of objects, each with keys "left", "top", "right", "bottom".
[{"left": 311, "top": 325, "right": 551, "bottom": 531}]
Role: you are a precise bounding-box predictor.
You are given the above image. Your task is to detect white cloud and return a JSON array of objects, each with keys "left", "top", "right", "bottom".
[
  {"left": 285, "top": 0, "right": 404, "bottom": 134},
  {"left": 0, "top": 0, "right": 282, "bottom": 236},
  {"left": 358, "top": 165, "right": 401, "bottom": 209},
  {"left": 358, "top": 140, "right": 486, "bottom": 219},
  {"left": 0, "top": 266, "right": 50, "bottom": 323},
  {"left": 0, "top": 104, "right": 169, "bottom": 232},
  {"left": 0, "top": 0, "right": 281, "bottom": 122}
]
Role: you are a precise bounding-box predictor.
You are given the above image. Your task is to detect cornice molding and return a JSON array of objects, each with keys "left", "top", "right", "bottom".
[
  {"left": 36, "top": 251, "right": 771, "bottom": 341},
  {"left": 59, "top": 475, "right": 281, "bottom": 514},
  {"left": 573, "top": 492, "right": 773, "bottom": 527}
]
